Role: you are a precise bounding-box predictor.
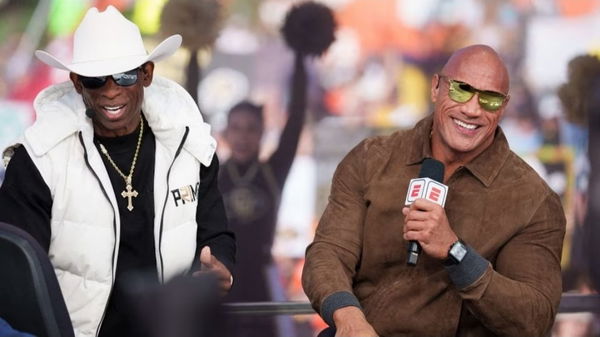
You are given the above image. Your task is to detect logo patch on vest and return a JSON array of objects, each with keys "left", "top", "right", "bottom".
[{"left": 171, "top": 182, "right": 200, "bottom": 206}]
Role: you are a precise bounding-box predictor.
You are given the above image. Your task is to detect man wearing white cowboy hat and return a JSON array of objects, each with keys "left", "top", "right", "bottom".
[{"left": 0, "top": 5, "right": 235, "bottom": 337}]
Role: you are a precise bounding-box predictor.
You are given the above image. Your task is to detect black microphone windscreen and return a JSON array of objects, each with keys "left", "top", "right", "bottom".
[
  {"left": 85, "top": 108, "right": 95, "bottom": 118},
  {"left": 418, "top": 158, "right": 445, "bottom": 183}
]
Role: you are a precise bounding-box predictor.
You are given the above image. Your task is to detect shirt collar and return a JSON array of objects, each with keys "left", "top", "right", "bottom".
[
  {"left": 405, "top": 115, "right": 511, "bottom": 187},
  {"left": 406, "top": 116, "right": 433, "bottom": 166}
]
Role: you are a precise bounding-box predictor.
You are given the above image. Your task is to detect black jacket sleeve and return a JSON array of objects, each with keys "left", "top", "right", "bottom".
[
  {"left": 192, "top": 154, "right": 236, "bottom": 274},
  {"left": 0, "top": 146, "right": 52, "bottom": 251}
]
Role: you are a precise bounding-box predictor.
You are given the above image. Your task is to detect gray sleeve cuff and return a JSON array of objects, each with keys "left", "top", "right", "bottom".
[
  {"left": 321, "top": 291, "right": 362, "bottom": 328},
  {"left": 444, "top": 244, "right": 489, "bottom": 289}
]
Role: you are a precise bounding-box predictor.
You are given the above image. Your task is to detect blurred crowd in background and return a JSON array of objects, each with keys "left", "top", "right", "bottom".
[{"left": 1, "top": 0, "right": 599, "bottom": 336}]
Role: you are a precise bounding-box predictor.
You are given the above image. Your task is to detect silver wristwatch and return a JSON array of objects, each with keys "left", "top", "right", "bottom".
[{"left": 444, "top": 240, "right": 467, "bottom": 265}]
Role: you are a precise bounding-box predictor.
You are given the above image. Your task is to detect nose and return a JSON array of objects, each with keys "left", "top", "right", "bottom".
[
  {"left": 100, "top": 77, "right": 122, "bottom": 98},
  {"left": 460, "top": 93, "right": 483, "bottom": 118}
]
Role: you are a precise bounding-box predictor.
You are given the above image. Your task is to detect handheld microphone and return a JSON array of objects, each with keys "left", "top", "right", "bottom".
[{"left": 405, "top": 158, "right": 447, "bottom": 266}]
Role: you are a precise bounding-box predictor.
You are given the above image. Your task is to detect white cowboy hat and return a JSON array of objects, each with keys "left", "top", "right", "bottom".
[{"left": 35, "top": 5, "right": 182, "bottom": 77}]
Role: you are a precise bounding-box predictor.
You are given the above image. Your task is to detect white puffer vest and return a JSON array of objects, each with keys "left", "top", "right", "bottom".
[{"left": 14, "top": 76, "right": 216, "bottom": 337}]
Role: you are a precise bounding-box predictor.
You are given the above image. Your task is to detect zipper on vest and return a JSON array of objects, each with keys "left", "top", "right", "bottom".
[
  {"left": 78, "top": 133, "right": 118, "bottom": 337},
  {"left": 158, "top": 127, "right": 190, "bottom": 283}
]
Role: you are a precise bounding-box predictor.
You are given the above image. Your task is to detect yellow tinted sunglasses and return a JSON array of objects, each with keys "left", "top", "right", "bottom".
[{"left": 440, "top": 75, "right": 507, "bottom": 112}]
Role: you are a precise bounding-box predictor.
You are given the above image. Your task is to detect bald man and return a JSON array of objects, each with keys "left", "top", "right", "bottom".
[{"left": 302, "top": 45, "right": 566, "bottom": 337}]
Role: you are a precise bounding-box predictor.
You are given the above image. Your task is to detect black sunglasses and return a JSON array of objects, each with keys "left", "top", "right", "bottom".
[{"left": 79, "top": 67, "right": 141, "bottom": 89}]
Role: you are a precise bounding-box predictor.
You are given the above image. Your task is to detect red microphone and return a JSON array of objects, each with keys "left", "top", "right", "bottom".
[{"left": 405, "top": 158, "right": 448, "bottom": 266}]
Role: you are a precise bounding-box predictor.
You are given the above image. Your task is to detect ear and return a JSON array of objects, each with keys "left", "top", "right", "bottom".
[
  {"left": 431, "top": 74, "right": 441, "bottom": 103},
  {"left": 141, "top": 62, "right": 154, "bottom": 87},
  {"left": 69, "top": 73, "right": 83, "bottom": 94},
  {"left": 496, "top": 94, "right": 511, "bottom": 119}
]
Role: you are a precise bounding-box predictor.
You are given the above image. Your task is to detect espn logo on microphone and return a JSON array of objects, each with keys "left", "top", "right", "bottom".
[{"left": 405, "top": 178, "right": 448, "bottom": 207}]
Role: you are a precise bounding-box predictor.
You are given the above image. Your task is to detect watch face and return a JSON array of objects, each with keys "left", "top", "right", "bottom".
[{"left": 450, "top": 241, "right": 468, "bottom": 262}]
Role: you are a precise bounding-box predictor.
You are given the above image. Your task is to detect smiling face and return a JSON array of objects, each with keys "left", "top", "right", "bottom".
[
  {"left": 430, "top": 45, "right": 510, "bottom": 164},
  {"left": 70, "top": 62, "right": 154, "bottom": 137}
]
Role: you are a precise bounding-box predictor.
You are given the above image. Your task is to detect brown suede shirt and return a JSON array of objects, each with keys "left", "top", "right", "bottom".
[{"left": 302, "top": 116, "right": 566, "bottom": 337}]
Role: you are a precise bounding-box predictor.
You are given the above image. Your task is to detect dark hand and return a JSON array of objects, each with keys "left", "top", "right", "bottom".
[
  {"left": 402, "top": 198, "right": 458, "bottom": 260},
  {"left": 192, "top": 246, "right": 233, "bottom": 295}
]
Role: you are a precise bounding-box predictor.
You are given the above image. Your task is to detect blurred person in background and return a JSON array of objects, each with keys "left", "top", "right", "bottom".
[
  {"left": 558, "top": 54, "right": 600, "bottom": 295},
  {"left": 303, "top": 44, "right": 566, "bottom": 337},
  {"left": 219, "top": 51, "right": 307, "bottom": 337},
  {"left": 555, "top": 55, "right": 600, "bottom": 337},
  {"left": 0, "top": 6, "right": 235, "bottom": 337}
]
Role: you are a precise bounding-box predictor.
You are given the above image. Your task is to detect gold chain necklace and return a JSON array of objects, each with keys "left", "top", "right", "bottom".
[
  {"left": 98, "top": 118, "right": 144, "bottom": 211},
  {"left": 227, "top": 161, "right": 259, "bottom": 185}
]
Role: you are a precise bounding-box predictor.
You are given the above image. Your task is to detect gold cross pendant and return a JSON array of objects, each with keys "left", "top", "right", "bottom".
[{"left": 121, "top": 177, "right": 138, "bottom": 211}]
